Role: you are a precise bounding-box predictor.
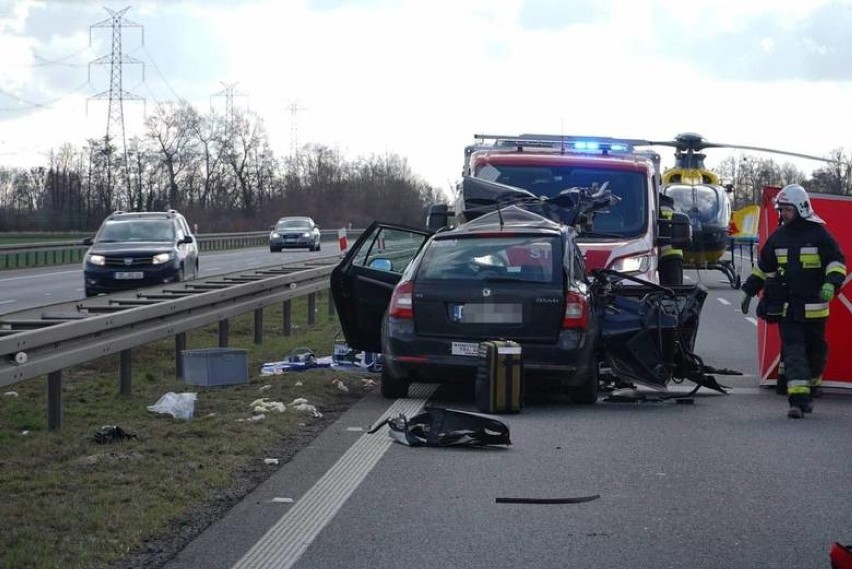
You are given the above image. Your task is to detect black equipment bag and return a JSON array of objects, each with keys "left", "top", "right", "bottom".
[{"left": 475, "top": 340, "right": 523, "bottom": 414}]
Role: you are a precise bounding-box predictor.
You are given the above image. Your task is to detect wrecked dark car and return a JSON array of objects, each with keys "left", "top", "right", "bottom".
[
  {"left": 330, "top": 180, "right": 730, "bottom": 403},
  {"left": 331, "top": 206, "right": 600, "bottom": 401}
]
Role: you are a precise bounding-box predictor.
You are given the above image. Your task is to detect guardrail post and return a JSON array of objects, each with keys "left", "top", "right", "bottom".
[
  {"left": 218, "top": 320, "right": 229, "bottom": 347},
  {"left": 254, "top": 308, "right": 263, "bottom": 344},
  {"left": 47, "top": 371, "right": 62, "bottom": 431},
  {"left": 119, "top": 349, "right": 132, "bottom": 395},
  {"left": 175, "top": 333, "right": 186, "bottom": 379},
  {"left": 307, "top": 293, "right": 317, "bottom": 325},
  {"left": 282, "top": 300, "right": 292, "bottom": 336},
  {"left": 327, "top": 291, "right": 335, "bottom": 316}
]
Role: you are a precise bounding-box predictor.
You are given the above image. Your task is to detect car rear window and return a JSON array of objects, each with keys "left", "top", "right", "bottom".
[{"left": 417, "top": 235, "right": 559, "bottom": 283}]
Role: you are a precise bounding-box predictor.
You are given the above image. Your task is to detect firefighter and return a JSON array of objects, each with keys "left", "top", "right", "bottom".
[
  {"left": 659, "top": 194, "right": 684, "bottom": 286},
  {"left": 740, "top": 184, "right": 847, "bottom": 418}
]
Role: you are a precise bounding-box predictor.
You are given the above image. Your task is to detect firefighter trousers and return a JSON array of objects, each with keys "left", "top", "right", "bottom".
[{"left": 778, "top": 319, "right": 827, "bottom": 407}]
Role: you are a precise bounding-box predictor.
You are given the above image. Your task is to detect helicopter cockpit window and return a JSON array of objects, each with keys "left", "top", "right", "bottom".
[{"left": 665, "top": 184, "right": 722, "bottom": 224}]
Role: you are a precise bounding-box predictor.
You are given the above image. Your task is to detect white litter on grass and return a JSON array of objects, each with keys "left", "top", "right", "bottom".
[
  {"left": 250, "top": 398, "right": 286, "bottom": 414},
  {"left": 331, "top": 379, "right": 349, "bottom": 393},
  {"left": 258, "top": 384, "right": 272, "bottom": 393},
  {"left": 21, "top": 430, "right": 29, "bottom": 436},
  {"left": 3, "top": 391, "right": 19, "bottom": 397},
  {"left": 294, "top": 403, "right": 322, "bottom": 418},
  {"left": 147, "top": 392, "right": 197, "bottom": 420},
  {"left": 294, "top": 381, "right": 303, "bottom": 387},
  {"left": 290, "top": 398, "right": 308, "bottom": 406},
  {"left": 264, "top": 458, "right": 280, "bottom": 465}
]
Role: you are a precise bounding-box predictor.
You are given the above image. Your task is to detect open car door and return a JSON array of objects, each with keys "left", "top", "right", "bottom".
[{"left": 330, "top": 221, "right": 432, "bottom": 353}]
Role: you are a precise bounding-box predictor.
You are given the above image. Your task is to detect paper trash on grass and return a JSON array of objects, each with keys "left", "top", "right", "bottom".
[
  {"left": 250, "top": 398, "right": 286, "bottom": 414},
  {"left": 147, "top": 392, "right": 197, "bottom": 420}
]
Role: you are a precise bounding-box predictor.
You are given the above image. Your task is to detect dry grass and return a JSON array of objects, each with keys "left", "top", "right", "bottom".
[{"left": 0, "top": 292, "right": 374, "bottom": 569}]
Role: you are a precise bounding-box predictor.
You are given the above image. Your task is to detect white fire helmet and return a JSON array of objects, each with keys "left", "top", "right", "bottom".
[{"left": 774, "top": 184, "right": 824, "bottom": 224}]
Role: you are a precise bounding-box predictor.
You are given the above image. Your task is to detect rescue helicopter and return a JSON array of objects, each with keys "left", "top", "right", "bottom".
[{"left": 636, "top": 132, "right": 836, "bottom": 289}]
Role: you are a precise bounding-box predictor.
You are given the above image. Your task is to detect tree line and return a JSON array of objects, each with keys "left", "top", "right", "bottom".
[
  {"left": 0, "top": 101, "right": 443, "bottom": 233},
  {"left": 2, "top": 100, "right": 850, "bottom": 234},
  {"left": 712, "top": 150, "right": 852, "bottom": 210}
]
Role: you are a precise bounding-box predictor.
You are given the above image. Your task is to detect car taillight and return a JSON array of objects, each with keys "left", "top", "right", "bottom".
[
  {"left": 562, "top": 290, "right": 588, "bottom": 329},
  {"left": 388, "top": 280, "right": 414, "bottom": 319}
]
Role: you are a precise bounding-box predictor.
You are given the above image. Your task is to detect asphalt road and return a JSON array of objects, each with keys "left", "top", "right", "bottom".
[
  {"left": 0, "top": 243, "right": 336, "bottom": 316},
  {"left": 5, "top": 251, "right": 850, "bottom": 568},
  {"left": 162, "top": 264, "right": 851, "bottom": 569}
]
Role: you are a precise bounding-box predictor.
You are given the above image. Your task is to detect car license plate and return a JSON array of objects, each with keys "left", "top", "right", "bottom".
[
  {"left": 114, "top": 272, "right": 143, "bottom": 280},
  {"left": 452, "top": 303, "right": 522, "bottom": 324},
  {"left": 451, "top": 342, "right": 479, "bottom": 357}
]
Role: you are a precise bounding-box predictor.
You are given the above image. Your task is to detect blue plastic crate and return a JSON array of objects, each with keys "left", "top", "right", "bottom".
[{"left": 182, "top": 348, "right": 248, "bottom": 387}]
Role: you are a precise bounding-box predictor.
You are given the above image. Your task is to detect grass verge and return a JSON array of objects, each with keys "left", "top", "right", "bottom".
[{"left": 0, "top": 292, "right": 374, "bottom": 569}]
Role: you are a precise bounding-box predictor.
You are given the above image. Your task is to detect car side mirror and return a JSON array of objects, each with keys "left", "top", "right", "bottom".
[
  {"left": 657, "top": 212, "right": 692, "bottom": 249},
  {"left": 181, "top": 235, "right": 194, "bottom": 244},
  {"left": 368, "top": 258, "right": 393, "bottom": 272},
  {"left": 82, "top": 237, "right": 93, "bottom": 246}
]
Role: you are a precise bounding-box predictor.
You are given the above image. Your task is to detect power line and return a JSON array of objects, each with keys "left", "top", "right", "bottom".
[
  {"left": 0, "top": 81, "right": 94, "bottom": 113},
  {"left": 87, "top": 6, "right": 144, "bottom": 193}
]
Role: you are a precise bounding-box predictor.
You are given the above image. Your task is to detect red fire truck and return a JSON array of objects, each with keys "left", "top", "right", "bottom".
[{"left": 427, "top": 133, "right": 691, "bottom": 284}]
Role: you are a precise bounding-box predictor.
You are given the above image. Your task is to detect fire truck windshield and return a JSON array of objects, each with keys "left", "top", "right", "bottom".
[{"left": 476, "top": 165, "right": 648, "bottom": 238}]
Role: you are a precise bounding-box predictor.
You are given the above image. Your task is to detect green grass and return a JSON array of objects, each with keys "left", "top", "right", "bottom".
[
  {"left": 0, "top": 233, "right": 88, "bottom": 246},
  {"left": 0, "top": 292, "right": 372, "bottom": 569}
]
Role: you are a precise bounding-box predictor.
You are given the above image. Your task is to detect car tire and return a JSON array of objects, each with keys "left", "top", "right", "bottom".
[
  {"left": 380, "top": 367, "right": 409, "bottom": 399},
  {"left": 570, "top": 365, "right": 599, "bottom": 405},
  {"left": 270, "top": 247, "right": 279, "bottom": 253}
]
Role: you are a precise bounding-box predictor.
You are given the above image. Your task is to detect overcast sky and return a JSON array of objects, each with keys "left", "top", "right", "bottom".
[{"left": 1, "top": 0, "right": 851, "bottom": 195}]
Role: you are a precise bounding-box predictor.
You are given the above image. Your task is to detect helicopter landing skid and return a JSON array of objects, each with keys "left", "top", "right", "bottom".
[{"left": 684, "top": 260, "right": 742, "bottom": 289}]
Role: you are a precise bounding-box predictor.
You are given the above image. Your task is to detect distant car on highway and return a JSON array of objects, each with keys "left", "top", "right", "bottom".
[
  {"left": 269, "top": 216, "right": 321, "bottom": 252},
  {"left": 82, "top": 210, "right": 199, "bottom": 297}
]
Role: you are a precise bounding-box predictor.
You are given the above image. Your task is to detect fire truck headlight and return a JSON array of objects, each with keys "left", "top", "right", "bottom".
[{"left": 611, "top": 254, "right": 650, "bottom": 274}]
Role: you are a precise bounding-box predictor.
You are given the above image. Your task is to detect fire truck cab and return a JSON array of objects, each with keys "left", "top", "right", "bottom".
[{"left": 430, "top": 133, "right": 691, "bottom": 283}]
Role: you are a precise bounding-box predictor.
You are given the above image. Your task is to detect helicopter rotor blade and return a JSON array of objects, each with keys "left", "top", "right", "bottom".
[
  {"left": 697, "top": 142, "right": 842, "bottom": 164},
  {"left": 636, "top": 137, "right": 841, "bottom": 164}
]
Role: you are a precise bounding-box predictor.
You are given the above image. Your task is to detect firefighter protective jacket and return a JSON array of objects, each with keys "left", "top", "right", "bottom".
[{"left": 742, "top": 217, "right": 846, "bottom": 321}]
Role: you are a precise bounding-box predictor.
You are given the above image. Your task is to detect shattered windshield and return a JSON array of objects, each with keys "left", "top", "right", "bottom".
[{"left": 475, "top": 165, "right": 647, "bottom": 238}]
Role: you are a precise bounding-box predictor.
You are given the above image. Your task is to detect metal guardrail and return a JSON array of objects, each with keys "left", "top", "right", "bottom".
[
  {"left": 0, "top": 257, "right": 340, "bottom": 429},
  {"left": 0, "top": 229, "right": 356, "bottom": 269}
]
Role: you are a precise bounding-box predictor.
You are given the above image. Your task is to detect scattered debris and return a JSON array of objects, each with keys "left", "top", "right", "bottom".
[
  {"left": 147, "top": 392, "right": 197, "bottom": 420},
  {"left": 258, "top": 384, "right": 272, "bottom": 393},
  {"left": 3, "top": 391, "right": 19, "bottom": 397},
  {"left": 270, "top": 497, "right": 294, "bottom": 503},
  {"left": 495, "top": 495, "right": 600, "bottom": 504},
  {"left": 369, "top": 406, "right": 511, "bottom": 447},
  {"left": 263, "top": 458, "right": 279, "bottom": 465},
  {"left": 93, "top": 425, "right": 138, "bottom": 445},
  {"left": 331, "top": 378, "right": 349, "bottom": 393},
  {"left": 361, "top": 378, "right": 377, "bottom": 389},
  {"left": 250, "top": 398, "right": 286, "bottom": 414},
  {"left": 293, "top": 402, "right": 322, "bottom": 418}
]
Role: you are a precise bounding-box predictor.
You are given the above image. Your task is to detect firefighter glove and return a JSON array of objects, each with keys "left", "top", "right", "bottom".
[
  {"left": 740, "top": 293, "right": 752, "bottom": 315},
  {"left": 820, "top": 283, "right": 836, "bottom": 302}
]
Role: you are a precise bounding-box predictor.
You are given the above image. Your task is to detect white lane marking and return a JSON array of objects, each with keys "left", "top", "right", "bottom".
[
  {"left": 717, "top": 298, "right": 731, "bottom": 305},
  {"left": 0, "top": 299, "right": 15, "bottom": 305},
  {"left": 232, "top": 384, "right": 436, "bottom": 569},
  {"left": 746, "top": 317, "right": 758, "bottom": 326},
  {"left": 0, "top": 269, "right": 78, "bottom": 282}
]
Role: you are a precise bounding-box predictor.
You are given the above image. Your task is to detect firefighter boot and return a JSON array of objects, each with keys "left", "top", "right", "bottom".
[{"left": 787, "top": 407, "right": 804, "bottom": 419}]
